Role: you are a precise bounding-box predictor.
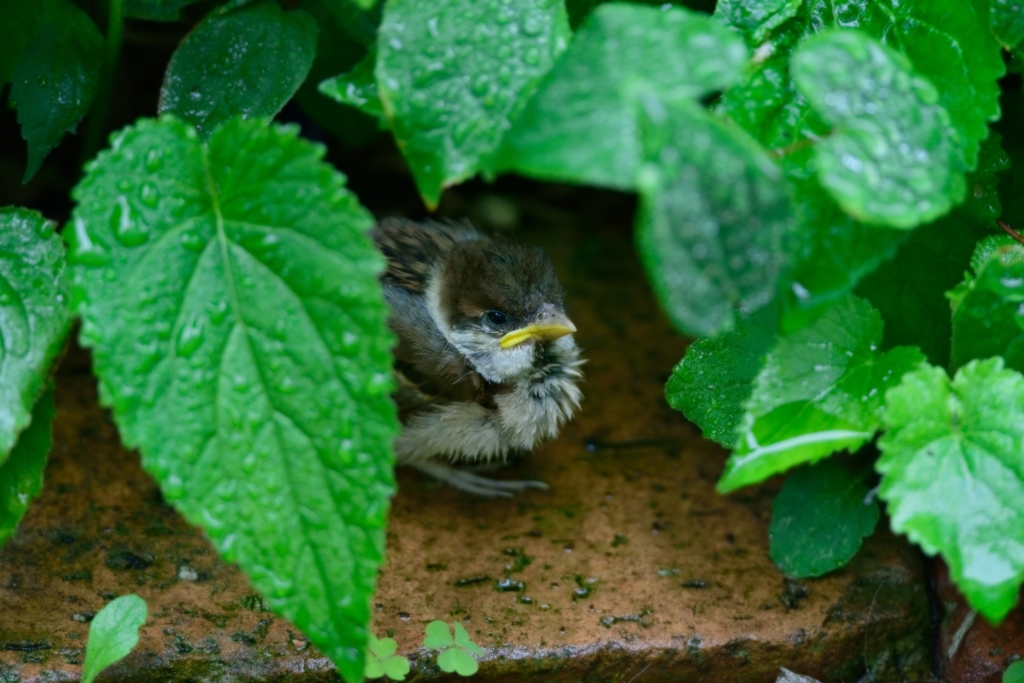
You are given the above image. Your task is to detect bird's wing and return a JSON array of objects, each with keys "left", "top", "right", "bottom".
[
  {"left": 371, "top": 217, "right": 482, "bottom": 293},
  {"left": 383, "top": 284, "right": 490, "bottom": 409}
]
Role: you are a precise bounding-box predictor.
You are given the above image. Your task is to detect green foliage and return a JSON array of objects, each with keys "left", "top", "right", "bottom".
[
  {"left": 159, "top": 1, "right": 318, "bottom": 139},
  {"left": 1005, "top": 660, "right": 1024, "bottom": 683},
  {"left": 365, "top": 634, "right": 410, "bottom": 681},
  {"left": 714, "top": 0, "right": 801, "bottom": 45},
  {"left": 81, "top": 594, "right": 148, "bottom": 683},
  {"left": 424, "top": 621, "right": 485, "bottom": 677},
  {"left": 637, "top": 105, "right": 792, "bottom": 336},
  {"left": 720, "top": 295, "right": 924, "bottom": 492},
  {"left": 67, "top": 117, "right": 398, "bottom": 682},
  {"left": 951, "top": 241, "right": 1024, "bottom": 373},
  {"left": 769, "top": 460, "right": 879, "bottom": 578},
  {"left": 375, "top": 0, "right": 571, "bottom": 206},
  {"left": 0, "top": 207, "right": 72, "bottom": 459},
  {"left": 495, "top": 3, "right": 747, "bottom": 189},
  {"left": 8, "top": 0, "right": 103, "bottom": 181},
  {"left": 665, "top": 306, "right": 777, "bottom": 446},
  {"left": 791, "top": 30, "right": 965, "bottom": 228},
  {"left": 0, "top": 388, "right": 55, "bottom": 546},
  {"left": 858, "top": 133, "right": 1009, "bottom": 365},
  {"left": 782, "top": 179, "right": 907, "bottom": 325},
  {"left": 319, "top": 49, "right": 385, "bottom": 122},
  {"left": 879, "top": 359, "right": 1024, "bottom": 622}
]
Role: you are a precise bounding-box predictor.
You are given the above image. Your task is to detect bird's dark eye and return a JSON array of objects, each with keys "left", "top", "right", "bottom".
[{"left": 485, "top": 310, "right": 508, "bottom": 325}]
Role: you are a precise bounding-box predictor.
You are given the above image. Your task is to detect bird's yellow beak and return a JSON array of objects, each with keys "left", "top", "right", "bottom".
[{"left": 500, "top": 310, "right": 577, "bottom": 349}]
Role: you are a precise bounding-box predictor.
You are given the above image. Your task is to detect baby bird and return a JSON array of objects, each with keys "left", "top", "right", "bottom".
[{"left": 372, "top": 217, "right": 584, "bottom": 497}]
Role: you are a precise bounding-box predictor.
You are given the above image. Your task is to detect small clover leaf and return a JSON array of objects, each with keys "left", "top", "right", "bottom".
[
  {"left": 423, "top": 620, "right": 454, "bottom": 649},
  {"left": 423, "top": 621, "right": 484, "bottom": 676},
  {"left": 365, "top": 634, "right": 410, "bottom": 681}
]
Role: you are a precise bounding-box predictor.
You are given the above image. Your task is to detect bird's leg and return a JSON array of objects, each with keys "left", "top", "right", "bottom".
[
  {"left": 394, "top": 402, "right": 549, "bottom": 497},
  {"left": 407, "top": 460, "right": 548, "bottom": 498}
]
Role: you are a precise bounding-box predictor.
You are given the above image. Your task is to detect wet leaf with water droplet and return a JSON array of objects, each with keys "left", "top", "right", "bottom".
[
  {"left": 375, "top": 0, "right": 570, "bottom": 207},
  {"left": 769, "top": 459, "right": 879, "bottom": 578},
  {"left": 636, "top": 101, "right": 792, "bottom": 336},
  {"left": 791, "top": 30, "right": 966, "bottom": 228},
  {"left": 950, "top": 239, "right": 1024, "bottom": 374},
  {"left": 319, "top": 48, "right": 385, "bottom": 122},
  {"left": 720, "top": 294, "right": 924, "bottom": 492},
  {"left": 666, "top": 305, "right": 778, "bottom": 447},
  {"left": 159, "top": 0, "right": 318, "bottom": 139},
  {"left": 0, "top": 387, "right": 55, "bottom": 547},
  {"left": 67, "top": 117, "right": 398, "bottom": 683},
  {"left": 496, "top": 3, "right": 747, "bottom": 189},
  {"left": 879, "top": 358, "right": 1024, "bottom": 623},
  {"left": 9, "top": 0, "right": 102, "bottom": 182},
  {"left": 713, "top": 0, "right": 801, "bottom": 46},
  {"left": 0, "top": 207, "right": 71, "bottom": 467},
  {"left": 720, "top": 0, "right": 1002, "bottom": 173}
]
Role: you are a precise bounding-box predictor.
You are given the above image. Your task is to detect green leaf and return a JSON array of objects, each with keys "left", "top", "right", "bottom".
[
  {"left": 0, "top": 0, "right": 41, "bottom": 85},
  {"left": 1005, "top": 660, "right": 1024, "bottom": 683},
  {"left": 424, "top": 621, "right": 483, "bottom": 676},
  {"left": 951, "top": 241, "right": 1024, "bottom": 374},
  {"left": 878, "top": 359, "right": 1024, "bottom": 622},
  {"left": 636, "top": 102, "right": 793, "bottom": 336},
  {"left": 0, "top": 388, "right": 55, "bottom": 547},
  {"left": 993, "top": 0, "right": 1024, "bottom": 50},
  {"left": 66, "top": 117, "right": 398, "bottom": 683},
  {"left": 783, "top": 178, "right": 907, "bottom": 323},
  {"left": 858, "top": 133, "right": 1008, "bottom": 366},
  {"left": 423, "top": 620, "right": 455, "bottom": 649},
  {"left": 769, "top": 460, "right": 879, "bottom": 578},
  {"left": 0, "top": 207, "right": 72, "bottom": 461},
  {"left": 375, "top": 0, "right": 571, "bottom": 206},
  {"left": 720, "top": 1, "right": 1003, "bottom": 172},
  {"left": 720, "top": 62, "right": 906, "bottom": 324},
  {"left": 438, "top": 648, "right": 480, "bottom": 677},
  {"left": 712, "top": 0, "right": 802, "bottom": 46},
  {"left": 10, "top": 0, "right": 103, "bottom": 182},
  {"left": 665, "top": 306, "right": 777, "bottom": 446},
  {"left": 313, "top": 0, "right": 380, "bottom": 47},
  {"left": 721, "top": 295, "right": 924, "bottom": 492},
  {"left": 719, "top": 54, "right": 820, "bottom": 152},
  {"left": 124, "top": 0, "right": 204, "bottom": 21},
  {"left": 295, "top": 0, "right": 381, "bottom": 148},
  {"left": 81, "top": 594, "right": 148, "bottom": 683},
  {"left": 889, "top": 0, "right": 1003, "bottom": 170},
  {"left": 365, "top": 634, "right": 409, "bottom": 680},
  {"left": 319, "top": 49, "right": 385, "bottom": 122},
  {"left": 453, "top": 623, "right": 484, "bottom": 657},
  {"left": 791, "top": 30, "right": 966, "bottom": 229},
  {"left": 966, "top": 235, "right": 1024, "bottom": 278},
  {"left": 159, "top": 0, "right": 318, "bottom": 139},
  {"left": 496, "top": 3, "right": 747, "bottom": 190}
]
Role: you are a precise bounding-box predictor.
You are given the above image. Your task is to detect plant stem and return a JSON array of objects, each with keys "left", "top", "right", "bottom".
[
  {"left": 81, "top": 0, "right": 124, "bottom": 166},
  {"left": 999, "top": 219, "right": 1024, "bottom": 248}
]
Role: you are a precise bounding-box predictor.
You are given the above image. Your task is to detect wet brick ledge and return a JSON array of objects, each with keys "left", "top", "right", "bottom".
[{"left": 0, "top": 210, "right": 932, "bottom": 682}]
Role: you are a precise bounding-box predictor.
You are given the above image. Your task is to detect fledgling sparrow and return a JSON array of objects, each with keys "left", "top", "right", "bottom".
[{"left": 372, "top": 218, "right": 584, "bottom": 497}]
